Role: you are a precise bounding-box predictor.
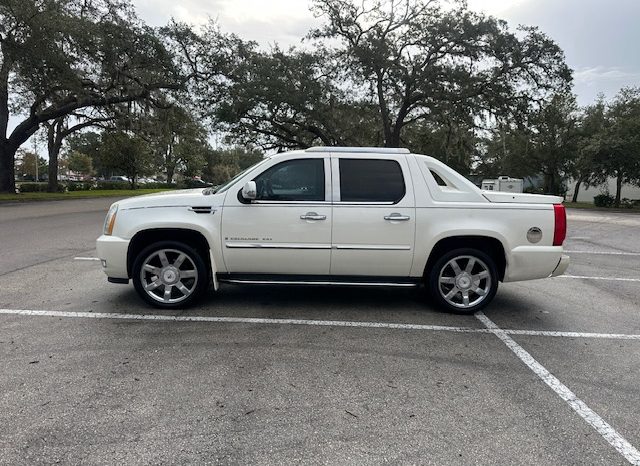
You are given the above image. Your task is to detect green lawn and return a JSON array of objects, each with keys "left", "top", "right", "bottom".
[
  {"left": 564, "top": 202, "right": 598, "bottom": 209},
  {"left": 564, "top": 201, "right": 640, "bottom": 211},
  {"left": 0, "top": 189, "right": 172, "bottom": 202}
]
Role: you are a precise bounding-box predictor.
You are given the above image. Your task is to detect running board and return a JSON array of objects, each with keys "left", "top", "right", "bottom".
[{"left": 217, "top": 274, "right": 421, "bottom": 288}]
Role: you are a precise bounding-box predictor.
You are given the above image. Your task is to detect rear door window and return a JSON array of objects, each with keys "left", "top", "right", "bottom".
[{"left": 339, "top": 159, "right": 405, "bottom": 203}]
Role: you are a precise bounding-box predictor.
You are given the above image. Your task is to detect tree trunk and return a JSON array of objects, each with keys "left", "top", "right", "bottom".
[
  {"left": 571, "top": 175, "right": 584, "bottom": 203},
  {"left": 167, "top": 165, "right": 174, "bottom": 184},
  {"left": 388, "top": 124, "right": 402, "bottom": 148},
  {"left": 166, "top": 142, "right": 174, "bottom": 184},
  {"left": 375, "top": 71, "right": 393, "bottom": 147},
  {"left": 615, "top": 173, "right": 623, "bottom": 208},
  {"left": 47, "top": 146, "right": 61, "bottom": 192},
  {"left": 46, "top": 121, "right": 64, "bottom": 192},
  {"left": 0, "top": 141, "right": 17, "bottom": 193}
]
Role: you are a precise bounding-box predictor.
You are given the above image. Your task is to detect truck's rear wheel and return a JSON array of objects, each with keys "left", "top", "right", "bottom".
[
  {"left": 427, "top": 248, "right": 498, "bottom": 314},
  {"left": 132, "top": 241, "right": 208, "bottom": 309}
]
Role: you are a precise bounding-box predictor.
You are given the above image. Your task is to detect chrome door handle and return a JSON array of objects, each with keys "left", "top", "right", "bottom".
[
  {"left": 300, "top": 212, "right": 327, "bottom": 221},
  {"left": 384, "top": 213, "right": 411, "bottom": 221}
]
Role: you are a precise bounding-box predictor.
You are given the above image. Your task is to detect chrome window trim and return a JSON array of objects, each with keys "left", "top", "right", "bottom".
[
  {"left": 249, "top": 200, "right": 332, "bottom": 205},
  {"left": 324, "top": 157, "right": 333, "bottom": 203}
]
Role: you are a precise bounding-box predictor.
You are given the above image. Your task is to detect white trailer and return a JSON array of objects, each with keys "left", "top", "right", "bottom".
[{"left": 481, "top": 176, "right": 524, "bottom": 193}]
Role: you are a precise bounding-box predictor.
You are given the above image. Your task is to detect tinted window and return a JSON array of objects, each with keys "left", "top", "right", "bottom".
[
  {"left": 253, "top": 159, "right": 324, "bottom": 201},
  {"left": 430, "top": 170, "right": 447, "bottom": 187},
  {"left": 339, "top": 159, "right": 405, "bottom": 203}
]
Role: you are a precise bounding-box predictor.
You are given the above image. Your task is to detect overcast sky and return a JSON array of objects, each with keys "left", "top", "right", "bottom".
[{"left": 134, "top": 0, "right": 640, "bottom": 106}]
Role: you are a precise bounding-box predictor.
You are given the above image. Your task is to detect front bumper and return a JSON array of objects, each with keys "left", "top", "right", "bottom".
[
  {"left": 550, "top": 254, "right": 570, "bottom": 277},
  {"left": 96, "top": 235, "right": 130, "bottom": 280}
]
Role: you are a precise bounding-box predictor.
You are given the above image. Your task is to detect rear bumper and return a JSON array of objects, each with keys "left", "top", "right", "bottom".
[
  {"left": 503, "top": 246, "right": 567, "bottom": 282},
  {"left": 550, "top": 254, "right": 570, "bottom": 277},
  {"left": 96, "top": 235, "right": 130, "bottom": 280}
]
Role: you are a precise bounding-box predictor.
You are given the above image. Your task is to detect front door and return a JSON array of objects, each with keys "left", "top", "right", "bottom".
[
  {"left": 221, "top": 157, "right": 332, "bottom": 275},
  {"left": 330, "top": 156, "right": 416, "bottom": 277}
]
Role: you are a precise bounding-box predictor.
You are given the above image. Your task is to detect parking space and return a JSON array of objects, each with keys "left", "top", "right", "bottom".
[{"left": 1, "top": 201, "right": 639, "bottom": 464}]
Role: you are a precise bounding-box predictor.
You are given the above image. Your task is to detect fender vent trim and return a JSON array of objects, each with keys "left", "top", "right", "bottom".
[{"left": 188, "top": 206, "right": 214, "bottom": 214}]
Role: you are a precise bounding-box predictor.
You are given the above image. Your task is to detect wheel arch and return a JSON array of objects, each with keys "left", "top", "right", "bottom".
[
  {"left": 127, "top": 228, "right": 213, "bottom": 281},
  {"left": 423, "top": 235, "right": 507, "bottom": 282}
]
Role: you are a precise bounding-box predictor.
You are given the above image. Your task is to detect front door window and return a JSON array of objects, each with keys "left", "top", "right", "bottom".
[{"left": 253, "top": 158, "right": 325, "bottom": 202}]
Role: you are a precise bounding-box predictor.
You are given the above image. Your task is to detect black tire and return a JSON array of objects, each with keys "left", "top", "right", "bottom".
[
  {"left": 132, "top": 240, "right": 209, "bottom": 309},
  {"left": 427, "top": 247, "right": 499, "bottom": 314}
]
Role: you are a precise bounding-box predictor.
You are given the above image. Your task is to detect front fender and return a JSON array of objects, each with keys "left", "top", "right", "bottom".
[{"left": 116, "top": 206, "right": 226, "bottom": 278}]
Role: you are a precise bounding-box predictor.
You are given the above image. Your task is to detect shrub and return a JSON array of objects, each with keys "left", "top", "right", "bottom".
[
  {"left": 95, "top": 181, "right": 132, "bottom": 190},
  {"left": 593, "top": 194, "right": 615, "bottom": 208},
  {"left": 66, "top": 182, "right": 94, "bottom": 191},
  {"left": 142, "top": 182, "right": 177, "bottom": 189},
  {"left": 620, "top": 198, "right": 636, "bottom": 209},
  {"left": 18, "top": 183, "right": 67, "bottom": 193},
  {"left": 18, "top": 183, "right": 47, "bottom": 192}
]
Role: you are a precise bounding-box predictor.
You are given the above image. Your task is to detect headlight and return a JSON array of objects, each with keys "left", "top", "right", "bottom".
[{"left": 103, "top": 204, "right": 119, "bottom": 236}]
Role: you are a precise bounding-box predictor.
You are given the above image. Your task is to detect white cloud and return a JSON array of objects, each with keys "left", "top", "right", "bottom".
[
  {"left": 134, "top": 0, "right": 319, "bottom": 47},
  {"left": 466, "top": 0, "right": 529, "bottom": 16},
  {"left": 573, "top": 67, "right": 640, "bottom": 102},
  {"left": 574, "top": 66, "right": 640, "bottom": 84}
]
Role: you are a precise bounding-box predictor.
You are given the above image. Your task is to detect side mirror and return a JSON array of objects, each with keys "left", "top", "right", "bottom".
[{"left": 242, "top": 181, "right": 257, "bottom": 200}]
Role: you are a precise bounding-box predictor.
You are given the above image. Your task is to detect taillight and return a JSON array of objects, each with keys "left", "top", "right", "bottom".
[{"left": 553, "top": 204, "right": 566, "bottom": 246}]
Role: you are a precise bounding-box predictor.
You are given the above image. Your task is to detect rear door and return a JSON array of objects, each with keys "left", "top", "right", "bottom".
[{"left": 330, "top": 155, "right": 416, "bottom": 277}]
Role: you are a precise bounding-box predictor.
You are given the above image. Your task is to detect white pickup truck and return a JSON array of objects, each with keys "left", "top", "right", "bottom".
[{"left": 97, "top": 147, "right": 569, "bottom": 314}]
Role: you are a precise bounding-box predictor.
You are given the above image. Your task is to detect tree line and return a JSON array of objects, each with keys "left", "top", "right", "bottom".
[{"left": 1, "top": 0, "right": 639, "bottom": 205}]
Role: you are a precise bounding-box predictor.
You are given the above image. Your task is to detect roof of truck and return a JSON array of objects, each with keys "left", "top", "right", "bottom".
[{"left": 305, "top": 146, "right": 410, "bottom": 154}]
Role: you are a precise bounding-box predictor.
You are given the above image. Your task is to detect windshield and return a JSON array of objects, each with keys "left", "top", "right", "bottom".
[{"left": 207, "top": 158, "right": 270, "bottom": 195}]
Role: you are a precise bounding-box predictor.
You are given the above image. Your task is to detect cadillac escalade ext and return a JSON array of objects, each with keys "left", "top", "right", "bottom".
[{"left": 97, "top": 147, "right": 569, "bottom": 314}]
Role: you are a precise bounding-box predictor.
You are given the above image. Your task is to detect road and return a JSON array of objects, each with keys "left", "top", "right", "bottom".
[{"left": 1, "top": 198, "right": 639, "bottom": 464}]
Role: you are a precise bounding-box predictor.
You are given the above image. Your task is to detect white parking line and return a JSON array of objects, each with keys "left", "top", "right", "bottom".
[
  {"left": 2, "top": 307, "right": 639, "bottom": 461},
  {"left": 476, "top": 312, "right": 640, "bottom": 465},
  {"left": 73, "top": 257, "right": 101, "bottom": 261},
  {"left": 506, "top": 329, "right": 640, "bottom": 341},
  {"left": 559, "top": 275, "right": 640, "bottom": 283},
  {"left": 1, "top": 309, "right": 640, "bottom": 342},
  {"left": 0, "top": 308, "right": 482, "bottom": 334},
  {"left": 565, "top": 250, "right": 640, "bottom": 256}
]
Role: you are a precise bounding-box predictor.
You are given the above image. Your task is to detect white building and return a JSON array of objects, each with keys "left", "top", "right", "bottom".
[{"left": 566, "top": 178, "right": 640, "bottom": 202}]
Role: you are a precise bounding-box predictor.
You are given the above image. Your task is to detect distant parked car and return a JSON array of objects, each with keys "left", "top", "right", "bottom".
[
  {"left": 184, "top": 178, "right": 213, "bottom": 188},
  {"left": 109, "top": 176, "right": 130, "bottom": 183}
]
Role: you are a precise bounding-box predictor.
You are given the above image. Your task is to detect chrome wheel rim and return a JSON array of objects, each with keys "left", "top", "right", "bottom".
[
  {"left": 438, "top": 255, "right": 491, "bottom": 309},
  {"left": 139, "top": 249, "right": 198, "bottom": 304}
]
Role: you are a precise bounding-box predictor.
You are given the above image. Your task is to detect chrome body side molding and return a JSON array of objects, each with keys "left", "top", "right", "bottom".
[
  {"left": 225, "top": 242, "right": 410, "bottom": 251},
  {"left": 216, "top": 274, "right": 421, "bottom": 288},
  {"left": 225, "top": 242, "right": 331, "bottom": 249}
]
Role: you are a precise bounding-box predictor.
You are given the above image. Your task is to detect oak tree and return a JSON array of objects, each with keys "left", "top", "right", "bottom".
[{"left": 0, "top": 0, "right": 184, "bottom": 192}]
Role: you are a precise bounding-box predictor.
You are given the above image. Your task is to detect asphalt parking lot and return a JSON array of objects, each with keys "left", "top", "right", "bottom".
[{"left": 1, "top": 198, "right": 639, "bottom": 465}]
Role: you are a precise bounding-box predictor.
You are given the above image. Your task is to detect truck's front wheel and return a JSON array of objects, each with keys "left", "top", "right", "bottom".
[
  {"left": 132, "top": 241, "right": 208, "bottom": 309},
  {"left": 427, "top": 248, "right": 498, "bottom": 314}
]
